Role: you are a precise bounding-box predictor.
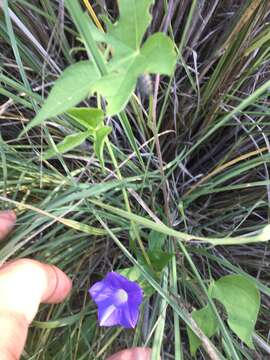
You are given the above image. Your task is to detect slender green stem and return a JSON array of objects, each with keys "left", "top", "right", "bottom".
[{"left": 105, "top": 140, "right": 152, "bottom": 267}]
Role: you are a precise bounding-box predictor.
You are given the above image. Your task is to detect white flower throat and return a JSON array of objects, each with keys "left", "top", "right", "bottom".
[{"left": 114, "top": 289, "right": 128, "bottom": 305}]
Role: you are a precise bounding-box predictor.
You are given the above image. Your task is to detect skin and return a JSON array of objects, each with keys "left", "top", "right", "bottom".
[{"left": 0, "top": 211, "right": 152, "bottom": 360}]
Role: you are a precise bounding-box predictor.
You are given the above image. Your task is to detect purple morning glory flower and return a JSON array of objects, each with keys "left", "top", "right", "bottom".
[{"left": 89, "top": 272, "right": 143, "bottom": 328}]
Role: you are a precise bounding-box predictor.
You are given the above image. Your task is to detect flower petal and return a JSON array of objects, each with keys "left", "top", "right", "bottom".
[
  {"left": 121, "top": 279, "right": 143, "bottom": 295},
  {"left": 104, "top": 272, "right": 128, "bottom": 289},
  {"left": 119, "top": 302, "right": 140, "bottom": 328},
  {"left": 105, "top": 272, "right": 143, "bottom": 296},
  {"left": 89, "top": 280, "right": 113, "bottom": 303},
  {"left": 127, "top": 288, "right": 143, "bottom": 306},
  {"left": 98, "top": 304, "right": 121, "bottom": 327}
]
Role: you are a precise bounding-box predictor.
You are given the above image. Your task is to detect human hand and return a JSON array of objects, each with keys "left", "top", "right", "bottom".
[
  {"left": 0, "top": 211, "right": 153, "bottom": 360},
  {"left": 0, "top": 211, "right": 72, "bottom": 360}
]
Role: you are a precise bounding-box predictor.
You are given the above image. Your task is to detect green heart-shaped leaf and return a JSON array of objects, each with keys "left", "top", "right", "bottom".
[
  {"left": 210, "top": 275, "right": 260, "bottom": 348},
  {"left": 187, "top": 305, "right": 218, "bottom": 356}
]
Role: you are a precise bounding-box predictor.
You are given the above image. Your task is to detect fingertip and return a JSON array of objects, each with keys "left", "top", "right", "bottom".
[
  {"left": 4, "top": 210, "right": 17, "bottom": 222},
  {"left": 0, "top": 210, "right": 16, "bottom": 223},
  {"left": 0, "top": 210, "right": 17, "bottom": 241},
  {"left": 106, "top": 347, "right": 153, "bottom": 360},
  {"left": 42, "top": 264, "right": 72, "bottom": 304}
]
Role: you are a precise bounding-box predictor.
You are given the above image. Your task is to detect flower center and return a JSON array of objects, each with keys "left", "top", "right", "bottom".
[{"left": 114, "top": 289, "right": 128, "bottom": 305}]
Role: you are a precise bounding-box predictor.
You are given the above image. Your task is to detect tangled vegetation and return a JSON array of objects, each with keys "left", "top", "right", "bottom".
[{"left": 1, "top": 0, "right": 270, "bottom": 359}]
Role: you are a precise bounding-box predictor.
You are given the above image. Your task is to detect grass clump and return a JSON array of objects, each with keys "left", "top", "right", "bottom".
[{"left": 1, "top": 0, "right": 270, "bottom": 359}]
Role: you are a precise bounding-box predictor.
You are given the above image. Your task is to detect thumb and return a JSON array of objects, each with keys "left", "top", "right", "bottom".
[{"left": 0, "top": 259, "right": 72, "bottom": 360}]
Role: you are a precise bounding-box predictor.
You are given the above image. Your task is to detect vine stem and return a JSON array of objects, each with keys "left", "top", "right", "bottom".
[
  {"left": 105, "top": 139, "right": 152, "bottom": 268},
  {"left": 150, "top": 74, "right": 171, "bottom": 222}
]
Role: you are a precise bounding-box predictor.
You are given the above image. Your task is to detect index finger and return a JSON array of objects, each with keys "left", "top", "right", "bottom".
[
  {"left": 107, "top": 348, "right": 153, "bottom": 360},
  {"left": 0, "top": 211, "right": 16, "bottom": 241}
]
